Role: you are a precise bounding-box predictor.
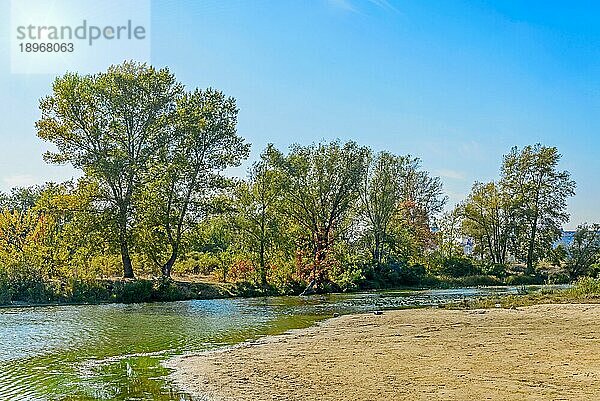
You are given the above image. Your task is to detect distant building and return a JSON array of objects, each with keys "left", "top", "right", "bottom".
[{"left": 462, "top": 237, "right": 474, "bottom": 255}]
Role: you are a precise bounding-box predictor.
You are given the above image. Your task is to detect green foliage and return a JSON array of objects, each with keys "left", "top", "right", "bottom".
[
  {"left": 0, "top": 269, "right": 10, "bottom": 304},
  {"left": 0, "top": 62, "right": 584, "bottom": 304},
  {"left": 566, "top": 277, "right": 600, "bottom": 298},
  {"left": 565, "top": 224, "right": 600, "bottom": 279},
  {"left": 111, "top": 280, "right": 154, "bottom": 303},
  {"left": 270, "top": 140, "right": 369, "bottom": 286},
  {"left": 461, "top": 181, "right": 512, "bottom": 265},
  {"left": 480, "top": 263, "right": 507, "bottom": 278},
  {"left": 437, "top": 256, "right": 481, "bottom": 278},
  {"left": 546, "top": 270, "right": 571, "bottom": 284},
  {"left": 360, "top": 151, "right": 446, "bottom": 268},
  {"left": 68, "top": 278, "right": 110, "bottom": 303},
  {"left": 501, "top": 144, "right": 576, "bottom": 273},
  {"left": 37, "top": 61, "right": 185, "bottom": 278},
  {"left": 138, "top": 88, "right": 250, "bottom": 278}
]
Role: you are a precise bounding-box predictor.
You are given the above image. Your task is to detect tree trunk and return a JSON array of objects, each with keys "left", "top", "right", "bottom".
[
  {"left": 121, "top": 240, "right": 134, "bottom": 279},
  {"left": 161, "top": 249, "right": 178, "bottom": 278},
  {"left": 300, "top": 279, "right": 316, "bottom": 296},
  {"left": 526, "top": 220, "right": 538, "bottom": 275},
  {"left": 259, "top": 241, "right": 267, "bottom": 286},
  {"left": 373, "top": 234, "right": 381, "bottom": 268},
  {"left": 118, "top": 205, "right": 134, "bottom": 278}
]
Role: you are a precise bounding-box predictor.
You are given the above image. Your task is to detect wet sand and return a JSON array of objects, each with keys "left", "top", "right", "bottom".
[{"left": 168, "top": 304, "right": 600, "bottom": 400}]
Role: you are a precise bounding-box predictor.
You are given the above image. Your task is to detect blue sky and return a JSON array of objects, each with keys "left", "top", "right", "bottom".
[{"left": 0, "top": 0, "right": 598, "bottom": 228}]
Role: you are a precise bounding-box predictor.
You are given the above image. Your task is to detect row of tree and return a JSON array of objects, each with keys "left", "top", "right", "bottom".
[
  {"left": 0, "top": 61, "right": 596, "bottom": 300},
  {"left": 439, "top": 144, "right": 576, "bottom": 273}
]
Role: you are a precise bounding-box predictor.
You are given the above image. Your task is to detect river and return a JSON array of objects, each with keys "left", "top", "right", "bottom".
[{"left": 0, "top": 286, "right": 552, "bottom": 400}]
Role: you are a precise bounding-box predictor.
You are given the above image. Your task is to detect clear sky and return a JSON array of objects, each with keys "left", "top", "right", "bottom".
[{"left": 0, "top": 0, "right": 598, "bottom": 229}]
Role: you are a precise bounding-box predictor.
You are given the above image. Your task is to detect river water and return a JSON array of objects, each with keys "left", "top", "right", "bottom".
[{"left": 0, "top": 286, "right": 549, "bottom": 400}]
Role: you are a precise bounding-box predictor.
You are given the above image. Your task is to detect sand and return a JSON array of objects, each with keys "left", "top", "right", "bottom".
[{"left": 168, "top": 304, "right": 600, "bottom": 400}]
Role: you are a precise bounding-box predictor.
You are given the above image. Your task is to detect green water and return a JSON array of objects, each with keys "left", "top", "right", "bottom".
[{"left": 0, "top": 287, "right": 549, "bottom": 400}]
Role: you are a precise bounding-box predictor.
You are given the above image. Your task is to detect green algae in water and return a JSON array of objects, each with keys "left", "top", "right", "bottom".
[{"left": 0, "top": 287, "right": 552, "bottom": 400}]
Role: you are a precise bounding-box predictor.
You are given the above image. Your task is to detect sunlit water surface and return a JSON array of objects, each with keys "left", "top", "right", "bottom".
[{"left": 0, "top": 286, "right": 557, "bottom": 400}]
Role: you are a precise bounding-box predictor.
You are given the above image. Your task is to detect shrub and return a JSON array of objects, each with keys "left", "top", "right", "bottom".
[
  {"left": 568, "top": 277, "right": 600, "bottom": 297},
  {"left": 0, "top": 270, "right": 11, "bottom": 304},
  {"left": 453, "top": 275, "right": 503, "bottom": 287},
  {"left": 69, "top": 278, "right": 110, "bottom": 303},
  {"left": 505, "top": 274, "right": 544, "bottom": 286},
  {"left": 268, "top": 260, "right": 303, "bottom": 294},
  {"left": 228, "top": 259, "right": 255, "bottom": 283},
  {"left": 331, "top": 262, "right": 365, "bottom": 292},
  {"left": 397, "top": 264, "right": 426, "bottom": 286},
  {"left": 152, "top": 278, "right": 187, "bottom": 302},
  {"left": 481, "top": 263, "right": 507, "bottom": 278},
  {"left": 546, "top": 270, "right": 571, "bottom": 285},
  {"left": 112, "top": 280, "right": 154, "bottom": 303},
  {"left": 439, "top": 256, "right": 481, "bottom": 277}
]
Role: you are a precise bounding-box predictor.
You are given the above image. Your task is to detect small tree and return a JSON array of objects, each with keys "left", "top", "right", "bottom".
[
  {"left": 435, "top": 207, "right": 464, "bottom": 260},
  {"left": 359, "top": 151, "right": 406, "bottom": 267},
  {"left": 461, "top": 181, "right": 513, "bottom": 266},
  {"left": 271, "top": 140, "right": 369, "bottom": 289},
  {"left": 234, "top": 148, "right": 287, "bottom": 285},
  {"left": 139, "top": 88, "right": 249, "bottom": 278},
  {"left": 566, "top": 224, "right": 600, "bottom": 279},
  {"left": 501, "top": 144, "right": 575, "bottom": 273}
]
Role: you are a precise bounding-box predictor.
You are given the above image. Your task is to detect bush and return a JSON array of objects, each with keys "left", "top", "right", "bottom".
[
  {"left": 419, "top": 274, "right": 502, "bottom": 288},
  {"left": 0, "top": 270, "right": 11, "bottom": 304},
  {"left": 452, "top": 275, "right": 503, "bottom": 287},
  {"left": 397, "top": 264, "right": 426, "bottom": 286},
  {"left": 112, "top": 280, "right": 154, "bottom": 303},
  {"left": 369, "top": 262, "right": 426, "bottom": 287},
  {"left": 505, "top": 274, "right": 544, "bottom": 286},
  {"left": 546, "top": 270, "right": 571, "bottom": 284},
  {"left": 175, "top": 251, "right": 220, "bottom": 276},
  {"left": 331, "top": 262, "right": 365, "bottom": 292},
  {"left": 439, "top": 256, "right": 481, "bottom": 277},
  {"left": 268, "top": 260, "right": 303, "bottom": 295},
  {"left": 69, "top": 278, "right": 110, "bottom": 303},
  {"left": 152, "top": 278, "right": 187, "bottom": 302},
  {"left": 228, "top": 259, "right": 255, "bottom": 283},
  {"left": 568, "top": 277, "right": 600, "bottom": 297},
  {"left": 481, "top": 263, "right": 507, "bottom": 278}
]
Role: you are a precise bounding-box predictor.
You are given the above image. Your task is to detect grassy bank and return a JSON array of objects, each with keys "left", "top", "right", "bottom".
[{"left": 442, "top": 276, "right": 600, "bottom": 310}]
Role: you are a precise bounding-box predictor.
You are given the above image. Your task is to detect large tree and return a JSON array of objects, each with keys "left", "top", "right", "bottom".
[
  {"left": 500, "top": 145, "right": 575, "bottom": 273},
  {"left": 398, "top": 157, "right": 446, "bottom": 229},
  {"left": 233, "top": 147, "right": 285, "bottom": 285},
  {"left": 461, "top": 181, "right": 514, "bottom": 266},
  {"left": 140, "top": 88, "right": 249, "bottom": 278},
  {"left": 272, "top": 140, "right": 369, "bottom": 288},
  {"left": 359, "top": 151, "right": 406, "bottom": 267},
  {"left": 359, "top": 152, "right": 445, "bottom": 266},
  {"left": 37, "top": 62, "right": 183, "bottom": 278},
  {"left": 566, "top": 223, "right": 600, "bottom": 279},
  {"left": 435, "top": 206, "right": 464, "bottom": 260}
]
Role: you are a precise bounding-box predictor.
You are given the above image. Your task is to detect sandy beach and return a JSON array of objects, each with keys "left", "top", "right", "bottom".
[{"left": 168, "top": 304, "right": 600, "bottom": 401}]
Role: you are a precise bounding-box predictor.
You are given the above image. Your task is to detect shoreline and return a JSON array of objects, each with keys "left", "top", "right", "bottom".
[
  {"left": 168, "top": 304, "right": 600, "bottom": 401},
  {"left": 0, "top": 273, "right": 547, "bottom": 308}
]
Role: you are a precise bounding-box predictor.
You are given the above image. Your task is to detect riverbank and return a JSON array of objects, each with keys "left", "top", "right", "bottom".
[
  {"left": 0, "top": 273, "right": 549, "bottom": 307},
  {"left": 168, "top": 304, "right": 600, "bottom": 400},
  {"left": 0, "top": 277, "right": 277, "bottom": 306}
]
